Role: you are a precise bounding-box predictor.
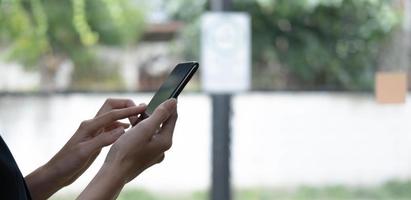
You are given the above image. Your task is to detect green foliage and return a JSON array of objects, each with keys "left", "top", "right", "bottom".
[
  {"left": 51, "top": 189, "right": 208, "bottom": 200},
  {"left": 51, "top": 180, "right": 411, "bottom": 200},
  {"left": 0, "top": 0, "right": 145, "bottom": 88},
  {"left": 235, "top": 0, "right": 400, "bottom": 90},
  {"left": 234, "top": 181, "right": 411, "bottom": 200},
  {"left": 168, "top": 0, "right": 400, "bottom": 90},
  {"left": 117, "top": 189, "right": 157, "bottom": 200},
  {"left": 166, "top": 0, "right": 207, "bottom": 61},
  {"left": 87, "top": 0, "right": 145, "bottom": 46},
  {"left": 0, "top": 0, "right": 49, "bottom": 66},
  {"left": 379, "top": 180, "right": 411, "bottom": 198}
]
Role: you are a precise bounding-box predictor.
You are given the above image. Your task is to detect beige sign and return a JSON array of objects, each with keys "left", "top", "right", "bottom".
[{"left": 375, "top": 72, "right": 407, "bottom": 104}]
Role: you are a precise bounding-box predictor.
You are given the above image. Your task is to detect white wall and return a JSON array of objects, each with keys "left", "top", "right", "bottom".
[
  {"left": 233, "top": 93, "right": 411, "bottom": 188},
  {"left": 0, "top": 93, "right": 410, "bottom": 195},
  {"left": 0, "top": 62, "right": 40, "bottom": 90}
]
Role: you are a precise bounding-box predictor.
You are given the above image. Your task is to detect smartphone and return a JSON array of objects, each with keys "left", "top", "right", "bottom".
[{"left": 139, "top": 62, "right": 199, "bottom": 119}]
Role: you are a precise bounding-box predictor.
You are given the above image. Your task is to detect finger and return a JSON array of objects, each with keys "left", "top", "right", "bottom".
[
  {"left": 87, "top": 106, "right": 146, "bottom": 133},
  {"left": 131, "top": 103, "right": 147, "bottom": 126},
  {"left": 96, "top": 98, "right": 136, "bottom": 116},
  {"left": 158, "top": 111, "right": 178, "bottom": 140},
  {"left": 82, "top": 127, "right": 125, "bottom": 153},
  {"left": 105, "top": 121, "right": 130, "bottom": 131},
  {"left": 144, "top": 99, "right": 177, "bottom": 130},
  {"left": 150, "top": 111, "right": 177, "bottom": 151},
  {"left": 96, "top": 98, "right": 142, "bottom": 126},
  {"left": 155, "top": 153, "right": 165, "bottom": 164},
  {"left": 130, "top": 99, "right": 176, "bottom": 140},
  {"left": 129, "top": 103, "right": 146, "bottom": 126}
]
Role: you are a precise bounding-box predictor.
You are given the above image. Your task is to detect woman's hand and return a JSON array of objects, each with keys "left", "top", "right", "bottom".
[
  {"left": 107, "top": 98, "right": 178, "bottom": 182},
  {"left": 77, "top": 99, "right": 178, "bottom": 200},
  {"left": 26, "top": 98, "right": 146, "bottom": 200}
]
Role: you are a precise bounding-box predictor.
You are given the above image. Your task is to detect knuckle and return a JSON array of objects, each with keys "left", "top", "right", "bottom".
[
  {"left": 79, "top": 119, "right": 92, "bottom": 129},
  {"left": 102, "top": 99, "right": 112, "bottom": 108},
  {"left": 104, "top": 98, "right": 114, "bottom": 105},
  {"left": 126, "top": 99, "right": 134, "bottom": 105},
  {"left": 161, "top": 140, "right": 173, "bottom": 151},
  {"left": 106, "top": 110, "right": 120, "bottom": 121},
  {"left": 157, "top": 154, "right": 165, "bottom": 163}
]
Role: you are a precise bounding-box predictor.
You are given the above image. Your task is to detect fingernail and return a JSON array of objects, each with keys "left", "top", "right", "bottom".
[
  {"left": 170, "top": 98, "right": 177, "bottom": 104},
  {"left": 169, "top": 98, "right": 177, "bottom": 108}
]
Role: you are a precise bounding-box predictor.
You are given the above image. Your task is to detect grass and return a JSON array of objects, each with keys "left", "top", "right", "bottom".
[{"left": 51, "top": 180, "right": 411, "bottom": 200}]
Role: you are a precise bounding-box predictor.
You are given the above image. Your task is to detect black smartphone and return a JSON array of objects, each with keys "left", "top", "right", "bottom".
[{"left": 140, "top": 62, "right": 199, "bottom": 119}]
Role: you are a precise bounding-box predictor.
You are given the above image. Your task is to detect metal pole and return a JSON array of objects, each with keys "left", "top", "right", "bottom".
[
  {"left": 209, "top": 0, "right": 233, "bottom": 200},
  {"left": 211, "top": 94, "right": 231, "bottom": 200},
  {"left": 210, "top": 0, "right": 223, "bottom": 11},
  {"left": 210, "top": 0, "right": 232, "bottom": 11}
]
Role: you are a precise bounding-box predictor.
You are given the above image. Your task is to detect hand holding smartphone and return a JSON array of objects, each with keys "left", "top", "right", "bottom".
[{"left": 138, "top": 62, "right": 199, "bottom": 120}]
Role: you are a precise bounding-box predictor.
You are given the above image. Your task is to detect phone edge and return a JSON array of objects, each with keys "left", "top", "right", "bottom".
[{"left": 170, "top": 62, "right": 199, "bottom": 98}]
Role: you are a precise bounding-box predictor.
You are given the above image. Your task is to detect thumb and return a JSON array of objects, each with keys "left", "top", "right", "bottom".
[{"left": 83, "top": 127, "right": 124, "bottom": 153}]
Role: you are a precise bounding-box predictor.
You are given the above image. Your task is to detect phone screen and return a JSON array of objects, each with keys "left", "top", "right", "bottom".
[{"left": 145, "top": 62, "right": 198, "bottom": 115}]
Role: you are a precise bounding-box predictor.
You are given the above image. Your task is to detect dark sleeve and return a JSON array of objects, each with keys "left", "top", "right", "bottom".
[{"left": 0, "top": 136, "right": 32, "bottom": 200}]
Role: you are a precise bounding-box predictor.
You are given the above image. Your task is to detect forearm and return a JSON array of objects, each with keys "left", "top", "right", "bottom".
[
  {"left": 25, "top": 163, "right": 65, "bottom": 200},
  {"left": 77, "top": 163, "right": 126, "bottom": 200}
]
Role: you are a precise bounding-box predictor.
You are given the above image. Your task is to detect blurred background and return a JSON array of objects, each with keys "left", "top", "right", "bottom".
[{"left": 1, "top": 0, "right": 411, "bottom": 199}]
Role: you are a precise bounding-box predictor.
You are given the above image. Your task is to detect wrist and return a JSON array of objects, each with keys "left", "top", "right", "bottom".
[
  {"left": 104, "top": 158, "right": 146, "bottom": 184},
  {"left": 25, "top": 163, "right": 64, "bottom": 200},
  {"left": 43, "top": 160, "right": 70, "bottom": 187},
  {"left": 78, "top": 162, "right": 127, "bottom": 200},
  {"left": 101, "top": 162, "right": 128, "bottom": 185}
]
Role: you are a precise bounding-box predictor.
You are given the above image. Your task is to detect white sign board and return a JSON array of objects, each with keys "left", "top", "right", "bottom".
[{"left": 201, "top": 12, "right": 251, "bottom": 93}]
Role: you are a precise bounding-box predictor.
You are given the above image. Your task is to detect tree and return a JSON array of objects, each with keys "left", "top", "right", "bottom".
[
  {"left": 236, "top": 0, "right": 400, "bottom": 90},
  {"left": 167, "top": 0, "right": 400, "bottom": 90},
  {"left": 0, "top": 0, "right": 145, "bottom": 91}
]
